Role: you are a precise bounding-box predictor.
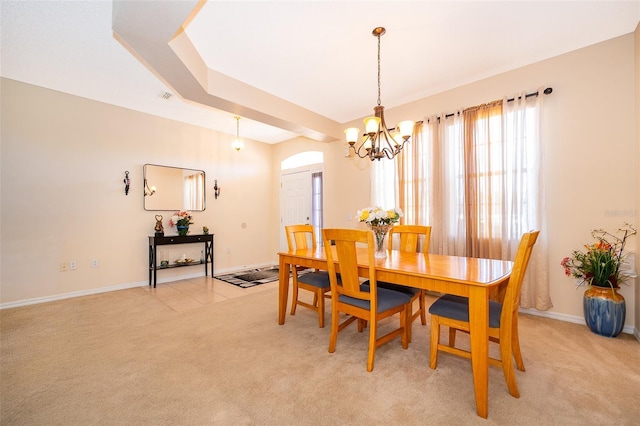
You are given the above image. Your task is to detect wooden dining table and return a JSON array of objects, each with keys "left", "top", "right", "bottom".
[{"left": 277, "top": 246, "right": 513, "bottom": 419}]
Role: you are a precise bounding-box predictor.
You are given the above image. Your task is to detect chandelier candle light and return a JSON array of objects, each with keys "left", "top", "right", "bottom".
[
  {"left": 357, "top": 206, "right": 403, "bottom": 258},
  {"left": 345, "top": 27, "right": 415, "bottom": 161}
]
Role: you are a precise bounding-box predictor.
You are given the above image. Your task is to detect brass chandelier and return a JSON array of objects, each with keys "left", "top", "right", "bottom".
[{"left": 345, "top": 27, "right": 415, "bottom": 161}]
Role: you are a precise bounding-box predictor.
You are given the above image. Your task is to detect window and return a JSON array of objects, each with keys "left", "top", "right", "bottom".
[{"left": 373, "top": 94, "right": 542, "bottom": 257}]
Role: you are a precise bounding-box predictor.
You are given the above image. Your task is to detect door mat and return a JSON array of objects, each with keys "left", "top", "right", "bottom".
[{"left": 215, "top": 266, "right": 309, "bottom": 288}]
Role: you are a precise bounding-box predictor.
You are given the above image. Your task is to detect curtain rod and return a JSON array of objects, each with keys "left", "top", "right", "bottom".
[{"left": 441, "top": 87, "right": 553, "bottom": 119}]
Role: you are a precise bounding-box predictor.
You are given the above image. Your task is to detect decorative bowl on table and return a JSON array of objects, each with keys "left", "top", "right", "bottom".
[{"left": 175, "top": 258, "right": 194, "bottom": 265}]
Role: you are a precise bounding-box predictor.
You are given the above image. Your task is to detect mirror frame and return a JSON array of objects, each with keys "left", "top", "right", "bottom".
[{"left": 143, "top": 164, "right": 206, "bottom": 211}]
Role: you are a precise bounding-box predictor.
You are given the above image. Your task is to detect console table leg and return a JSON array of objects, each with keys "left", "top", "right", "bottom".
[{"left": 148, "top": 244, "right": 154, "bottom": 286}]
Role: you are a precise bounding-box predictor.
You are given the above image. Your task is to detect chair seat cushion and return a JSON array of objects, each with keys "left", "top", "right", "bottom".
[
  {"left": 377, "top": 281, "right": 421, "bottom": 297},
  {"left": 297, "top": 271, "right": 331, "bottom": 289},
  {"left": 428, "top": 294, "right": 503, "bottom": 328},
  {"left": 340, "top": 281, "right": 412, "bottom": 313}
]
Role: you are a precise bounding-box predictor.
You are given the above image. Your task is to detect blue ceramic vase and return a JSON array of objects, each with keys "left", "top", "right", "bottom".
[
  {"left": 583, "top": 285, "right": 625, "bottom": 338},
  {"left": 177, "top": 225, "right": 189, "bottom": 236}
]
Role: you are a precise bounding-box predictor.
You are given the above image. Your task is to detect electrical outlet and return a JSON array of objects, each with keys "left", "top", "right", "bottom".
[
  {"left": 91, "top": 259, "right": 99, "bottom": 268},
  {"left": 69, "top": 260, "right": 77, "bottom": 271},
  {"left": 60, "top": 262, "right": 68, "bottom": 272}
]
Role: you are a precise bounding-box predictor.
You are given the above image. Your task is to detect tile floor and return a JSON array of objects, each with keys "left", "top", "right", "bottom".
[{"left": 140, "top": 275, "right": 280, "bottom": 312}]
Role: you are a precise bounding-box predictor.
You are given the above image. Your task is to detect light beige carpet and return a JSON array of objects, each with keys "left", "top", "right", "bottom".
[{"left": 1, "top": 286, "right": 639, "bottom": 425}]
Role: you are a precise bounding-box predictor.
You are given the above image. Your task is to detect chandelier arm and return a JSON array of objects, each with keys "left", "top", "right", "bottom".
[{"left": 352, "top": 137, "right": 372, "bottom": 159}]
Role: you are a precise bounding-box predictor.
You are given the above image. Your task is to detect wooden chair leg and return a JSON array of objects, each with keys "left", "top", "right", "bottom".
[
  {"left": 500, "top": 335, "right": 520, "bottom": 398},
  {"left": 419, "top": 291, "right": 427, "bottom": 325},
  {"left": 317, "top": 289, "right": 325, "bottom": 328},
  {"left": 401, "top": 306, "right": 408, "bottom": 349},
  {"left": 328, "top": 304, "right": 339, "bottom": 353},
  {"left": 512, "top": 316, "right": 525, "bottom": 371},
  {"left": 448, "top": 328, "right": 457, "bottom": 347},
  {"left": 406, "top": 301, "right": 414, "bottom": 344},
  {"left": 429, "top": 315, "right": 440, "bottom": 369},
  {"left": 367, "top": 316, "right": 377, "bottom": 372},
  {"left": 290, "top": 280, "right": 299, "bottom": 315}
]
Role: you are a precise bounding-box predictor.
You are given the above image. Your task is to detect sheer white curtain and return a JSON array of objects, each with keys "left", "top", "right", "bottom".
[
  {"left": 371, "top": 150, "right": 398, "bottom": 210},
  {"left": 398, "top": 122, "right": 428, "bottom": 226},
  {"left": 429, "top": 112, "right": 467, "bottom": 256},
  {"left": 184, "top": 174, "right": 204, "bottom": 211},
  {"left": 502, "top": 91, "right": 551, "bottom": 309}
]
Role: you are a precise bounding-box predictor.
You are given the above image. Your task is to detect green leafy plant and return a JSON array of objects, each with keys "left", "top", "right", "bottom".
[{"left": 561, "top": 223, "right": 636, "bottom": 289}]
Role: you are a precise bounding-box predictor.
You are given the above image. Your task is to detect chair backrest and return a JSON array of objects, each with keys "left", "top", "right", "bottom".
[
  {"left": 388, "top": 225, "right": 432, "bottom": 253},
  {"left": 500, "top": 231, "right": 540, "bottom": 325},
  {"left": 322, "top": 228, "right": 377, "bottom": 302},
  {"left": 285, "top": 224, "right": 317, "bottom": 251}
]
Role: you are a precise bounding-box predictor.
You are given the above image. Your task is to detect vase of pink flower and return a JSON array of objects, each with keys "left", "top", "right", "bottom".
[{"left": 170, "top": 211, "right": 194, "bottom": 236}]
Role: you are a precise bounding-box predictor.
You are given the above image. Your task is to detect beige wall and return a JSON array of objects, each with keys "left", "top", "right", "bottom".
[
  {"left": 2, "top": 33, "right": 638, "bottom": 336},
  {"left": 1, "top": 78, "right": 276, "bottom": 304}
]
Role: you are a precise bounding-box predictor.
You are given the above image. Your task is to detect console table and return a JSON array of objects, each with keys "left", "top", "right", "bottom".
[{"left": 148, "top": 234, "right": 214, "bottom": 288}]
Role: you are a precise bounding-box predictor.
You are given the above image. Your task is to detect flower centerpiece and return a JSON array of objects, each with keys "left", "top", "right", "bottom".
[
  {"left": 357, "top": 206, "right": 403, "bottom": 258},
  {"left": 169, "top": 210, "right": 194, "bottom": 236},
  {"left": 560, "top": 223, "right": 636, "bottom": 337}
]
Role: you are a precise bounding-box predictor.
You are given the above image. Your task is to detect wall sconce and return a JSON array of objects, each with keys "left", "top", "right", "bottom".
[
  {"left": 144, "top": 179, "right": 156, "bottom": 196},
  {"left": 124, "top": 171, "right": 130, "bottom": 195},
  {"left": 214, "top": 180, "right": 221, "bottom": 199}
]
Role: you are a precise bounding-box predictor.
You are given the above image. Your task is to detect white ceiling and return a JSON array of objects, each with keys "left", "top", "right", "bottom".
[{"left": 2, "top": 1, "right": 639, "bottom": 144}]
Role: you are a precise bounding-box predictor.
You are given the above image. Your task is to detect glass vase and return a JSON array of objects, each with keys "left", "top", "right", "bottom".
[{"left": 369, "top": 223, "right": 393, "bottom": 258}]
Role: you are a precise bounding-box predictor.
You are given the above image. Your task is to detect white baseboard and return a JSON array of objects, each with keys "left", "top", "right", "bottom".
[
  {"left": 0, "top": 280, "right": 149, "bottom": 310},
  {"left": 0, "top": 263, "right": 278, "bottom": 310},
  {"left": 519, "top": 307, "right": 637, "bottom": 337}
]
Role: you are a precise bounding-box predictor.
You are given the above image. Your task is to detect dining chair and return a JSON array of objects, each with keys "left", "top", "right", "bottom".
[
  {"left": 428, "top": 230, "right": 539, "bottom": 398},
  {"left": 322, "top": 228, "right": 410, "bottom": 372},
  {"left": 379, "top": 225, "right": 432, "bottom": 343},
  {"left": 285, "top": 224, "right": 332, "bottom": 328}
]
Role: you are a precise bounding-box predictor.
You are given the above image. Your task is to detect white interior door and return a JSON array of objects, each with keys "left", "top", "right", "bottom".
[{"left": 280, "top": 170, "right": 312, "bottom": 251}]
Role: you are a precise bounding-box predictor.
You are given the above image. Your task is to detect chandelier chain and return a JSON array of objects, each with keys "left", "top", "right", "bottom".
[{"left": 377, "top": 31, "right": 381, "bottom": 106}]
